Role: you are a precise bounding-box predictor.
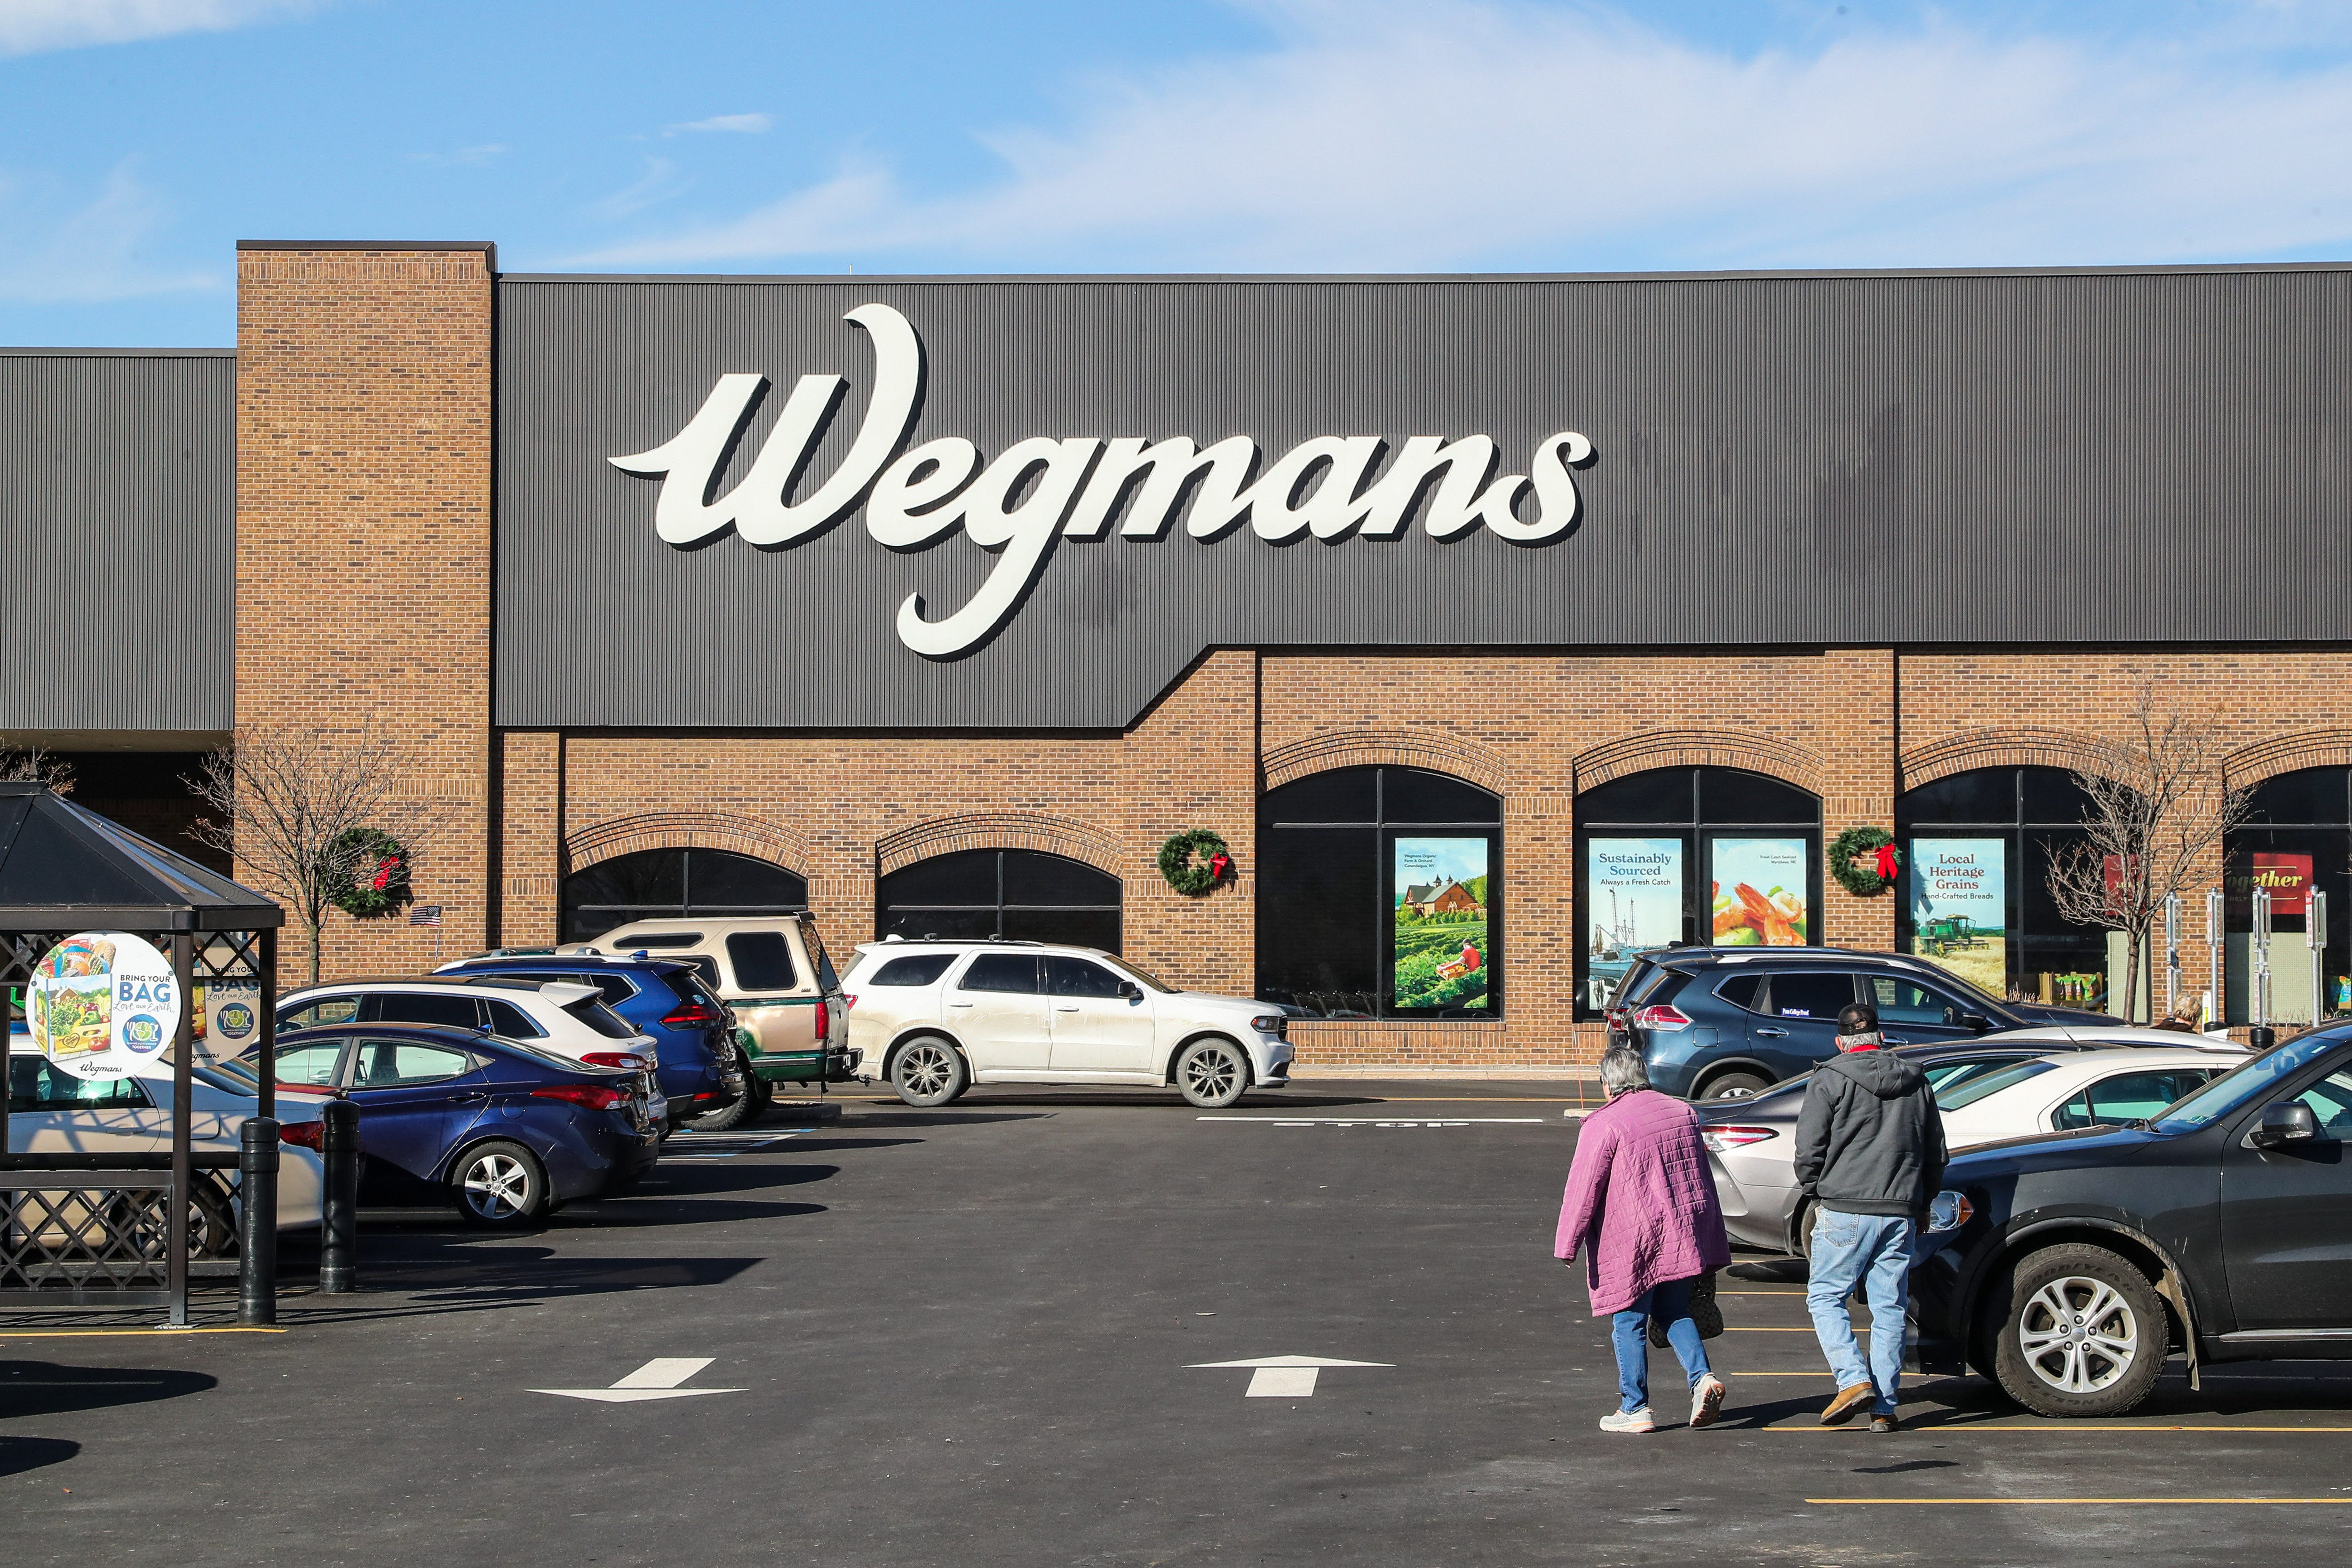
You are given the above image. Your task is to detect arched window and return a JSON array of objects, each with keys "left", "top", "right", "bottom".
[
  {"left": 877, "top": 849, "right": 1121, "bottom": 951},
  {"left": 2223, "top": 766, "right": 2350, "bottom": 1026},
  {"left": 1577, "top": 767, "right": 1821, "bottom": 1015},
  {"left": 1897, "top": 766, "right": 2111, "bottom": 1011},
  {"left": 1256, "top": 765, "right": 1501, "bottom": 1019},
  {"left": 561, "top": 848, "right": 807, "bottom": 944}
]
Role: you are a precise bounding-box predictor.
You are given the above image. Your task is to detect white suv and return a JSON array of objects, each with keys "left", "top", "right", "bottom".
[{"left": 841, "top": 940, "right": 1294, "bottom": 1108}]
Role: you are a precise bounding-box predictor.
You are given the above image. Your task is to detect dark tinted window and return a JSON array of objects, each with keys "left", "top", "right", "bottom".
[
  {"left": 1899, "top": 770, "right": 2014, "bottom": 824},
  {"left": 1575, "top": 771, "right": 1694, "bottom": 825},
  {"left": 726, "top": 932, "right": 799, "bottom": 992},
  {"left": 367, "top": 992, "right": 482, "bottom": 1030},
  {"left": 1048, "top": 956, "right": 1128, "bottom": 998},
  {"left": 352, "top": 1038, "right": 475, "bottom": 1088},
  {"left": 272, "top": 1042, "right": 347, "bottom": 1086},
  {"left": 880, "top": 851, "right": 1121, "bottom": 951},
  {"left": 959, "top": 955, "right": 1041, "bottom": 994},
  {"left": 1766, "top": 971, "right": 1855, "bottom": 1019},
  {"left": 1702, "top": 771, "right": 1817, "bottom": 824},
  {"left": 610, "top": 932, "right": 702, "bottom": 950},
  {"left": 877, "top": 850, "right": 998, "bottom": 906},
  {"left": 1864, "top": 975, "right": 1965, "bottom": 1026},
  {"left": 1254, "top": 824, "right": 1380, "bottom": 1012},
  {"left": 282, "top": 995, "right": 362, "bottom": 1029},
  {"left": 1383, "top": 768, "right": 1502, "bottom": 824},
  {"left": 481, "top": 999, "right": 545, "bottom": 1038},
  {"left": 562, "top": 849, "right": 806, "bottom": 943},
  {"left": 563, "top": 1000, "right": 637, "bottom": 1040},
  {"left": 868, "top": 953, "right": 958, "bottom": 987},
  {"left": 1004, "top": 854, "right": 1121, "bottom": 905},
  {"left": 2244, "top": 766, "right": 2350, "bottom": 827},
  {"left": 1001, "top": 908, "right": 1121, "bottom": 949},
  {"left": 693, "top": 853, "right": 810, "bottom": 907},
  {"left": 1261, "top": 767, "right": 1377, "bottom": 824},
  {"left": 1714, "top": 973, "right": 1765, "bottom": 1012},
  {"left": 9, "top": 1057, "right": 151, "bottom": 1112},
  {"left": 2018, "top": 767, "right": 2098, "bottom": 826},
  {"left": 574, "top": 974, "right": 638, "bottom": 1007}
]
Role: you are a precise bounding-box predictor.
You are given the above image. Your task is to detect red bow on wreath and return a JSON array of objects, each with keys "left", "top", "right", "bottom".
[
  {"left": 1872, "top": 844, "right": 1899, "bottom": 886},
  {"left": 370, "top": 856, "right": 402, "bottom": 893},
  {"left": 1206, "top": 851, "right": 1232, "bottom": 882}
]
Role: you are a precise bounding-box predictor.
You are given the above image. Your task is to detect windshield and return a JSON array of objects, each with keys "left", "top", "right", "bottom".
[
  {"left": 1936, "top": 1058, "right": 2057, "bottom": 1112},
  {"left": 1099, "top": 955, "right": 1174, "bottom": 994},
  {"left": 2151, "top": 1033, "right": 2343, "bottom": 1133}
]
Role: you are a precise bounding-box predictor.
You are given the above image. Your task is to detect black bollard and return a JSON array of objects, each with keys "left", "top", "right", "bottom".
[
  {"left": 320, "top": 1099, "right": 360, "bottom": 1294},
  {"left": 238, "top": 1116, "right": 280, "bottom": 1325},
  {"left": 2250, "top": 1025, "right": 2278, "bottom": 1054}
]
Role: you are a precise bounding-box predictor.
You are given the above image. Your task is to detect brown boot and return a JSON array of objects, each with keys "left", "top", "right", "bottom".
[{"left": 1820, "top": 1383, "right": 1875, "bottom": 1426}]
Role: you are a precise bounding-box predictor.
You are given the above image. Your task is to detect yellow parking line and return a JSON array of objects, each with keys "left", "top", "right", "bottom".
[
  {"left": 0, "top": 1327, "right": 288, "bottom": 1338},
  {"left": 1812, "top": 1497, "right": 2350, "bottom": 1505}
]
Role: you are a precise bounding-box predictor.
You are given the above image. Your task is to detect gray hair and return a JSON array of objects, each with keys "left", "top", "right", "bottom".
[{"left": 1599, "top": 1045, "right": 1651, "bottom": 1099}]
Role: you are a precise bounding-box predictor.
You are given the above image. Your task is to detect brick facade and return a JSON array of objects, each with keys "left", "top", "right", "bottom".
[{"left": 230, "top": 246, "right": 2352, "bottom": 1067}]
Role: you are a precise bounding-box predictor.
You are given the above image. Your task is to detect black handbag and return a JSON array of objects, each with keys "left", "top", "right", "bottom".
[{"left": 1647, "top": 1269, "right": 1723, "bottom": 1346}]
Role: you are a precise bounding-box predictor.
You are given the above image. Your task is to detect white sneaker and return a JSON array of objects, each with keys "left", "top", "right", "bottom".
[
  {"left": 1688, "top": 1376, "right": 1727, "bottom": 1429},
  {"left": 1599, "top": 1407, "right": 1657, "bottom": 1433}
]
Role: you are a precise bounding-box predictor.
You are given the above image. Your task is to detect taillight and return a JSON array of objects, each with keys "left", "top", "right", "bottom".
[
  {"left": 580, "top": 1051, "right": 649, "bottom": 1071},
  {"left": 279, "top": 1122, "right": 326, "bottom": 1150},
  {"left": 813, "top": 1000, "right": 829, "bottom": 1038},
  {"left": 661, "top": 1002, "right": 723, "bottom": 1027},
  {"left": 1605, "top": 1007, "right": 1628, "bottom": 1031},
  {"left": 1633, "top": 1004, "right": 1692, "bottom": 1032},
  {"left": 842, "top": 993, "right": 858, "bottom": 1011},
  {"left": 1701, "top": 1125, "right": 1778, "bottom": 1152},
  {"left": 532, "top": 1084, "right": 626, "bottom": 1112}
]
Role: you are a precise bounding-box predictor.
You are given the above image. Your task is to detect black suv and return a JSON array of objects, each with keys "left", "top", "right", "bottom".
[
  {"left": 1913, "top": 1023, "right": 2352, "bottom": 1417},
  {"left": 1607, "top": 947, "right": 2110, "bottom": 1100}
]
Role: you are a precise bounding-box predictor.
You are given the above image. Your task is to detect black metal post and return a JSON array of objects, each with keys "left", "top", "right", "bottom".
[
  {"left": 258, "top": 928, "right": 278, "bottom": 1122},
  {"left": 320, "top": 1098, "right": 359, "bottom": 1293},
  {"left": 167, "top": 929, "right": 195, "bottom": 1326},
  {"left": 238, "top": 1116, "right": 279, "bottom": 1324},
  {"left": 2250, "top": 1024, "right": 2278, "bottom": 1053}
]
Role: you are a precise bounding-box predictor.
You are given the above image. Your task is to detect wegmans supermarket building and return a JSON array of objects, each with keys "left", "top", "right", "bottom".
[{"left": 4, "top": 242, "right": 2350, "bottom": 1068}]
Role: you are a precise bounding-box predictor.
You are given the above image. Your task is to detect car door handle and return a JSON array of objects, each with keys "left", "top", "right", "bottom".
[
  {"left": 1755, "top": 1027, "right": 1790, "bottom": 1038},
  {"left": 948, "top": 1001, "right": 972, "bottom": 1009},
  {"left": 1054, "top": 1005, "right": 1081, "bottom": 1012},
  {"left": 1884, "top": 1036, "right": 1911, "bottom": 1045}
]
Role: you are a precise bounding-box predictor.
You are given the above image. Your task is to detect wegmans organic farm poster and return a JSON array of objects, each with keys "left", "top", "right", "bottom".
[{"left": 1393, "top": 837, "right": 1490, "bottom": 1011}]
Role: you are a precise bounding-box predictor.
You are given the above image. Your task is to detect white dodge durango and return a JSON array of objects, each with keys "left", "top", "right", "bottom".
[{"left": 841, "top": 939, "right": 1294, "bottom": 1108}]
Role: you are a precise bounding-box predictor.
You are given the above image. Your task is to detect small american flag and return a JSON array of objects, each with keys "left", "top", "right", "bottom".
[{"left": 408, "top": 904, "right": 444, "bottom": 926}]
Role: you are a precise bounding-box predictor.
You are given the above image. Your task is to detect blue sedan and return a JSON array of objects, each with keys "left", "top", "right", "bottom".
[{"left": 259, "top": 1023, "right": 661, "bottom": 1225}]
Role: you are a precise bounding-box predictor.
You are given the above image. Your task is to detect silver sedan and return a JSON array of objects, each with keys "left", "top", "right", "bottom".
[{"left": 1697, "top": 1026, "right": 2210, "bottom": 1255}]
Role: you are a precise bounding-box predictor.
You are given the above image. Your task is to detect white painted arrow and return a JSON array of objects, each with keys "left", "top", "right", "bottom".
[
  {"left": 531, "top": 1357, "right": 745, "bottom": 1403},
  {"left": 1186, "top": 1354, "right": 1391, "bottom": 1398}
]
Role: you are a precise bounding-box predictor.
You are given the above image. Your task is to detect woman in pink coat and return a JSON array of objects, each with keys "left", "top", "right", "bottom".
[{"left": 1556, "top": 1045, "right": 1733, "bottom": 1432}]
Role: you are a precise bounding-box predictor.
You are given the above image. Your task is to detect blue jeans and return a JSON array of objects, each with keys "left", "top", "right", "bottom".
[
  {"left": 1611, "top": 1277, "right": 1712, "bottom": 1414},
  {"left": 1807, "top": 1208, "right": 1914, "bottom": 1416}
]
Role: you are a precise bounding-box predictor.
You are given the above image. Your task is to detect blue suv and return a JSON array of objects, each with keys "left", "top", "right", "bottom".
[
  {"left": 437, "top": 952, "right": 742, "bottom": 1131},
  {"left": 1607, "top": 946, "right": 2112, "bottom": 1101}
]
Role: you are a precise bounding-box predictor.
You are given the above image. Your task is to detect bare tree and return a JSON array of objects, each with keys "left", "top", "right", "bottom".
[
  {"left": 2045, "top": 681, "right": 2248, "bottom": 1022},
  {"left": 0, "top": 747, "right": 75, "bottom": 794},
  {"left": 185, "top": 724, "right": 449, "bottom": 987}
]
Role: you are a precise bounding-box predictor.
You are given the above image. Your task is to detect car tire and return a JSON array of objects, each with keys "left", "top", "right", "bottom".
[
  {"left": 1792, "top": 1200, "right": 1818, "bottom": 1260},
  {"left": 1699, "top": 1070, "right": 1773, "bottom": 1102},
  {"left": 684, "top": 1052, "right": 760, "bottom": 1132},
  {"left": 891, "top": 1036, "right": 968, "bottom": 1108},
  {"left": 1987, "top": 1243, "right": 2166, "bottom": 1418},
  {"left": 1176, "top": 1037, "right": 1250, "bottom": 1109},
  {"left": 450, "top": 1140, "right": 550, "bottom": 1227},
  {"left": 190, "top": 1180, "right": 237, "bottom": 1258}
]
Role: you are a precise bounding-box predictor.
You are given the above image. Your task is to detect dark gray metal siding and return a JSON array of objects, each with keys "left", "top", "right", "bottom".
[
  {"left": 494, "top": 269, "right": 2352, "bottom": 731},
  {"left": 0, "top": 350, "right": 235, "bottom": 734}
]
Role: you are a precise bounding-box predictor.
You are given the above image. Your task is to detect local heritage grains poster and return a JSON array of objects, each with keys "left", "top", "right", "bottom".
[
  {"left": 1585, "top": 838, "right": 1683, "bottom": 1008},
  {"left": 1393, "top": 837, "right": 1490, "bottom": 1010},
  {"left": 1908, "top": 837, "right": 2007, "bottom": 995}
]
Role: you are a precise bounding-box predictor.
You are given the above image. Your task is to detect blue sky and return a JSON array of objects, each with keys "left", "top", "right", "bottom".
[{"left": 4, "top": 0, "right": 2351, "bottom": 345}]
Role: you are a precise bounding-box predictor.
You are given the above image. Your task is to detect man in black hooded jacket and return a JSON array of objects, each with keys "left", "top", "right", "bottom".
[{"left": 1794, "top": 1001, "right": 1947, "bottom": 1433}]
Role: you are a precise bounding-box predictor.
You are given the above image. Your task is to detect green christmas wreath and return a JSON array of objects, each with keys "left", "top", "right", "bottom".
[
  {"left": 1158, "top": 829, "right": 1233, "bottom": 896},
  {"left": 1828, "top": 826, "right": 1900, "bottom": 899},
  {"left": 326, "top": 827, "right": 414, "bottom": 919}
]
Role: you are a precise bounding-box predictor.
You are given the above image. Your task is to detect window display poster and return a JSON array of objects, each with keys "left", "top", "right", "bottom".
[
  {"left": 1908, "top": 837, "right": 2007, "bottom": 997},
  {"left": 1393, "top": 837, "right": 1491, "bottom": 1010},
  {"left": 1708, "top": 838, "right": 1809, "bottom": 947},
  {"left": 1585, "top": 837, "right": 1684, "bottom": 1008}
]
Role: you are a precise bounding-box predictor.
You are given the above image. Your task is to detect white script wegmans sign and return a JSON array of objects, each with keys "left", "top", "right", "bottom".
[{"left": 611, "top": 303, "right": 1594, "bottom": 658}]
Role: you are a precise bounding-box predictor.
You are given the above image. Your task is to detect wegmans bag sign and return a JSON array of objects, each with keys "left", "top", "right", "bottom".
[{"left": 612, "top": 303, "right": 1595, "bottom": 658}]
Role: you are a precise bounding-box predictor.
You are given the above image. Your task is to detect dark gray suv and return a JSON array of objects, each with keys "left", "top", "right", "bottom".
[{"left": 1606, "top": 947, "right": 2112, "bottom": 1100}]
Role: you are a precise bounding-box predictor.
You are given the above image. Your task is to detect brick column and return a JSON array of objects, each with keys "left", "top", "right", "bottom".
[
  {"left": 500, "top": 731, "right": 563, "bottom": 946},
  {"left": 1820, "top": 648, "right": 1899, "bottom": 951},
  {"left": 235, "top": 242, "right": 495, "bottom": 980}
]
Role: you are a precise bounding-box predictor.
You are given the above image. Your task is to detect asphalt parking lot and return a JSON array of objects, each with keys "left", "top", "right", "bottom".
[{"left": 5, "top": 1079, "right": 2351, "bottom": 1566}]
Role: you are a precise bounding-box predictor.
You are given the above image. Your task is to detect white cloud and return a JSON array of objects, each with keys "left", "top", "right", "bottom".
[
  {"left": 0, "top": 0, "right": 317, "bottom": 58},
  {"left": 665, "top": 112, "right": 772, "bottom": 136},
  {"left": 0, "top": 161, "right": 213, "bottom": 303},
  {"left": 582, "top": 1, "right": 2352, "bottom": 271},
  {"left": 591, "top": 156, "right": 683, "bottom": 221}
]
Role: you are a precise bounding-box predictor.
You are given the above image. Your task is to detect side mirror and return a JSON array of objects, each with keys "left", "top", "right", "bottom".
[
  {"left": 1119, "top": 981, "right": 1144, "bottom": 1002},
  {"left": 1963, "top": 1014, "right": 1993, "bottom": 1034},
  {"left": 2251, "top": 1100, "right": 2320, "bottom": 1149}
]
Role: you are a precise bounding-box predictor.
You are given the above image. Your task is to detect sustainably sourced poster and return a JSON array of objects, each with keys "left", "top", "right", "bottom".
[
  {"left": 1708, "top": 837, "right": 1808, "bottom": 947},
  {"left": 1585, "top": 837, "right": 1683, "bottom": 1008},
  {"left": 1393, "top": 837, "right": 1491, "bottom": 1011},
  {"left": 1908, "top": 837, "right": 2007, "bottom": 995}
]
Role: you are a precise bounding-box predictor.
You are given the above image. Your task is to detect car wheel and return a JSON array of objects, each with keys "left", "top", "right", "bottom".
[
  {"left": 1176, "top": 1037, "right": 1249, "bottom": 1109},
  {"left": 685, "top": 1052, "right": 760, "bottom": 1132},
  {"left": 450, "top": 1140, "right": 549, "bottom": 1227},
  {"left": 1792, "top": 1200, "right": 1818, "bottom": 1260},
  {"left": 189, "top": 1181, "right": 237, "bottom": 1258},
  {"left": 891, "top": 1036, "right": 968, "bottom": 1108},
  {"left": 1988, "top": 1243, "right": 2166, "bottom": 1418},
  {"left": 1700, "top": 1070, "right": 1772, "bottom": 1101}
]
